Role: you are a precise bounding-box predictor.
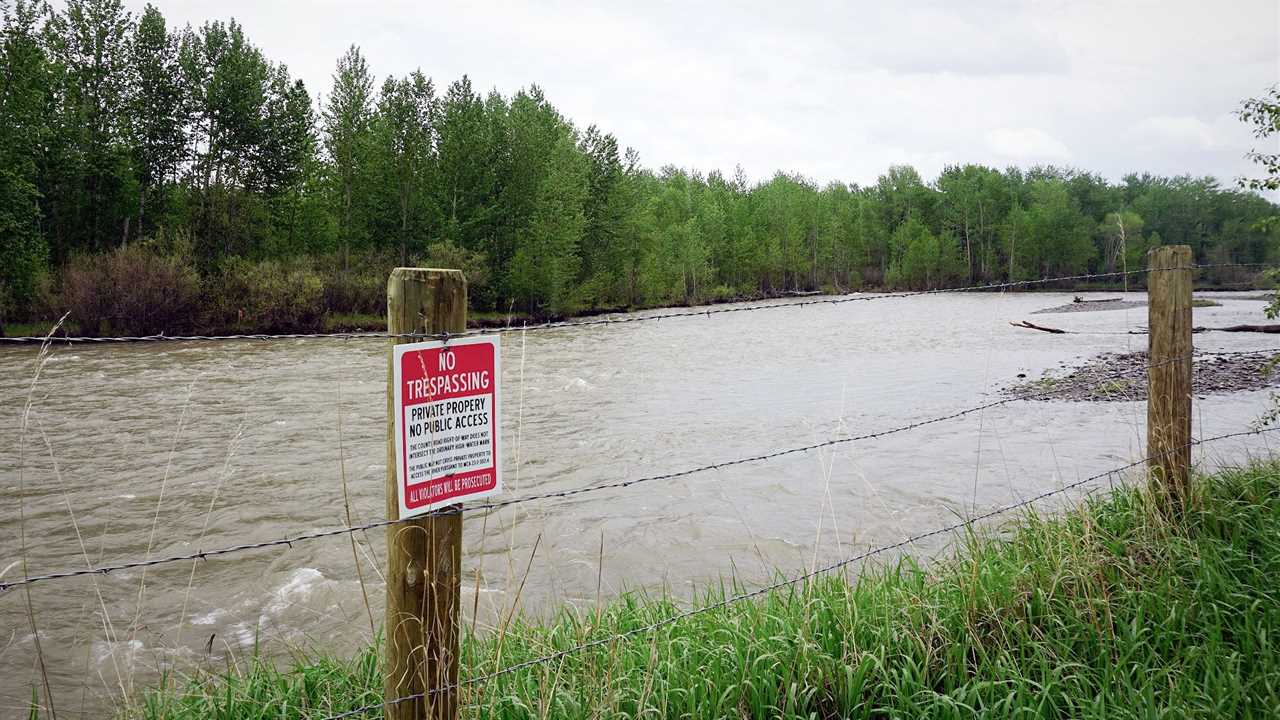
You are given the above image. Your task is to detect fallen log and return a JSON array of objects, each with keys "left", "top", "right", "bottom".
[
  {"left": 1073, "top": 296, "right": 1123, "bottom": 304},
  {"left": 1011, "top": 320, "right": 1068, "bottom": 334},
  {"left": 1198, "top": 324, "right": 1280, "bottom": 334},
  {"left": 1125, "top": 324, "right": 1280, "bottom": 334}
]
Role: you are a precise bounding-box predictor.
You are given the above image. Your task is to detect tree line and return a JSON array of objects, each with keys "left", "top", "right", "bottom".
[{"left": 2, "top": 0, "right": 1277, "bottom": 332}]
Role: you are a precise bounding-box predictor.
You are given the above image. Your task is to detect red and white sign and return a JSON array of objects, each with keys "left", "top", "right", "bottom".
[{"left": 393, "top": 335, "right": 501, "bottom": 518}]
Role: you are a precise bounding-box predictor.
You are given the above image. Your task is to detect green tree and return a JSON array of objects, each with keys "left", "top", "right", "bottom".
[
  {"left": 126, "top": 4, "right": 185, "bottom": 239},
  {"left": 1235, "top": 87, "right": 1280, "bottom": 306},
  {"left": 619, "top": 151, "right": 659, "bottom": 304},
  {"left": 578, "top": 124, "right": 630, "bottom": 304},
  {"left": 750, "top": 172, "right": 819, "bottom": 291},
  {"left": 504, "top": 86, "right": 585, "bottom": 313},
  {"left": 257, "top": 65, "right": 317, "bottom": 255},
  {"left": 45, "top": 0, "right": 133, "bottom": 254},
  {"left": 861, "top": 165, "right": 938, "bottom": 280},
  {"left": 180, "top": 20, "right": 275, "bottom": 257},
  {"left": 374, "top": 70, "right": 436, "bottom": 264},
  {"left": 1238, "top": 85, "right": 1279, "bottom": 195},
  {"left": 1003, "top": 181, "right": 1095, "bottom": 280},
  {"left": 887, "top": 217, "right": 961, "bottom": 289},
  {"left": 435, "top": 75, "right": 494, "bottom": 251},
  {"left": 323, "top": 44, "right": 373, "bottom": 265},
  {"left": 937, "top": 164, "right": 1010, "bottom": 282},
  {"left": 1099, "top": 210, "right": 1145, "bottom": 276},
  {"left": 0, "top": 0, "right": 50, "bottom": 324},
  {"left": 257, "top": 65, "right": 313, "bottom": 194},
  {"left": 649, "top": 168, "right": 712, "bottom": 302},
  {"left": 1235, "top": 86, "right": 1280, "bottom": 425}
]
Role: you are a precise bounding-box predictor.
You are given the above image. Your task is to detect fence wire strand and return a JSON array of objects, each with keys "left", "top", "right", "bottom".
[
  {"left": 317, "top": 425, "right": 1280, "bottom": 719},
  {"left": 0, "top": 263, "right": 1268, "bottom": 345},
  {"left": 3, "top": 347, "right": 1273, "bottom": 595}
]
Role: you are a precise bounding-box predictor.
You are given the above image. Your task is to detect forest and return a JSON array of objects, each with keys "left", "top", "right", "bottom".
[{"left": 2, "top": 0, "right": 1277, "bottom": 334}]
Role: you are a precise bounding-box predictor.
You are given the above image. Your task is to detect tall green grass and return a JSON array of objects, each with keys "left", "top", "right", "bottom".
[{"left": 129, "top": 462, "right": 1280, "bottom": 719}]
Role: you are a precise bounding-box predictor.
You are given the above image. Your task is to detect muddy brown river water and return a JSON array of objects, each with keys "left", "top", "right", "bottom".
[{"left": 2, "top": 291, "right": 1277, "bottom": 717}]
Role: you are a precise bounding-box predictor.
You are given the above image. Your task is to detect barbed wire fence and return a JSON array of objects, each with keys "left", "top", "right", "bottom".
[
  {"left": 2, "top": 345, "right": 1271, "bottom": 595},
  {"left": 320, "top": 426, "right": 1280, "bottom": 720},
  {"left": 1, "top": 261, "right": 1277, "bottom": 718}
]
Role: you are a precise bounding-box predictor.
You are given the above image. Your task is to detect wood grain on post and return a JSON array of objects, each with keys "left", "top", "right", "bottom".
[
  {"left": 386, "top": 268, "right": 465, "bottom": 720},
  {"left": 1146, "top": 246, "right": 1193, "bottom": 510}
]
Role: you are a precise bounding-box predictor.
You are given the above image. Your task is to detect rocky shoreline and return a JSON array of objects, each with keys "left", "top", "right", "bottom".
[
  {"left": 1030, "top": 299, "right": 1148, "bottom": 314},
  {"left": 1005, "top": 351, "right": 1280, "bottom": 402}
]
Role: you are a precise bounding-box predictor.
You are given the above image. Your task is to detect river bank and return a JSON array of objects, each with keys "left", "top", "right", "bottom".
[
  {"left": 5, "top": 281, "right": 1271, "bottom": 339},
  {"left": 114, "top": 461, "right": 1280, "bottom": 719}
]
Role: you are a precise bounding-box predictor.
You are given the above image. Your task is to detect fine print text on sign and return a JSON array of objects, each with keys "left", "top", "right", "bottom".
[{"left": 393, "top": 335, "right": 501, "bottom": 517}]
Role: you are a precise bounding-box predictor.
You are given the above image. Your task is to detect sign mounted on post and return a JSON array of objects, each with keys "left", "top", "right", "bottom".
[{"left": 392, "top": 335, "right": 501, "bottom": 518}]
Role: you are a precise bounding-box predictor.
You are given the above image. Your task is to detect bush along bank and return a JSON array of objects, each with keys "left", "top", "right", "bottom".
[
  {"left": 7, "top": 242, "right": 1275, "bottom": 339},
  {"left": 1, "top": 244, "right": 794, "bottom": 337},
  {"left": 119, "top": 461, "right": 1280, "bottom": 719},
  {"left": 17, "top": 245, "right": 405, "bottom": 337}
]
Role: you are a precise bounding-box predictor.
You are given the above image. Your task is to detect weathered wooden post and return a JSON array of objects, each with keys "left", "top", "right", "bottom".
[
  {"left": 1146, "top": 246, "right": 1193, "bottom": 511},
  {"left": 386, "top": 268, "right": 465, "bottom": 720}
]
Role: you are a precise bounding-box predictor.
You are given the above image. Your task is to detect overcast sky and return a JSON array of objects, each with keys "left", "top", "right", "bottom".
[{"left": 143, "top": 0, "right": 1277, "bottom": 191}]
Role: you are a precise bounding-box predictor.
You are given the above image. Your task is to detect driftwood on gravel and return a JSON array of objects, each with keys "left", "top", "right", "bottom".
[
  {"left": 1032, "top": 299, "right": 1147, "bottom": 314},
  {"left": 1123, "top": 324, "right": 1280, "bottom": 334},
  {"left": 1011, "top": 320, "right": 1068, "bottom": 334},
  {"left": 1011, "top": 320, "right": 1280, "bottom": 335},
  {"left": 1203, "top": 324, "right": 1280, "bottom": 334}
]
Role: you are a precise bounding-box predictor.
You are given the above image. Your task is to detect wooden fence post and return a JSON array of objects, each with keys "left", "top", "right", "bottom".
[
  {"left": 1146, "top": 245, "right": 1193, "bottom": 511},
  {"left": 386, "top": 268, "right": 465, "bottom": 720}
]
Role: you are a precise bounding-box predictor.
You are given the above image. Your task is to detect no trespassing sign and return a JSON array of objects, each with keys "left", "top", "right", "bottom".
[{"left": 392, "top": 335, "right": 501, "bottom": 518}]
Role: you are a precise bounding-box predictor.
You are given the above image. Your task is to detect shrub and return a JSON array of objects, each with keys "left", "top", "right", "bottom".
[
  {"left": 315, "top": 250, "right": 397, "bottom": 316},
  {"left": 61, "top": 245, "right": 201, "bottom": 336},
  {"left": 206, "top": 257, "right": 327, "bottom": 333},
  {"left": 419, "top": 241, "right": 489, "bottom": 292},
  {"left": 0, "top": 187, "right": 49, "bottom": 325},
  {"left": 322, "top": 265, "right": 386, "bottom": 316},
  {"left": 315, "top": 246, "right": 490, "bottom": 316},
  {"left": 705, "top": 284, "right": 738, "bottom": 302}
]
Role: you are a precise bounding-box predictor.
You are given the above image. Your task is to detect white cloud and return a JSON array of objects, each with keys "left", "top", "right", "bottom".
[
  {"left": 1132, "top": 116, "right": 1218, "bottom": 150},
  {"left": 842, "top": 7, "right": 1072, "bottom": 76},
  {"left": 985, "top": 128, "right": 1071, "bottom": 161}
]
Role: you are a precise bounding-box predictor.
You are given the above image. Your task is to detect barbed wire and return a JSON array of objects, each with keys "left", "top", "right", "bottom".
[
  {"left": 317, "top": 425, "right": 1280, "bottom": 719},
  {"left": 0, "top": 263, "right": 1269, "bottom": 345},
  {"left": 3, "top": 347, "right": 1273, "bottom": 595}
]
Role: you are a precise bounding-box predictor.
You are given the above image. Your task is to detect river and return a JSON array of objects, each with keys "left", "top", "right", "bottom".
[{"left": 1, "top": 290, "right": 1276, "bottom": 717}]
